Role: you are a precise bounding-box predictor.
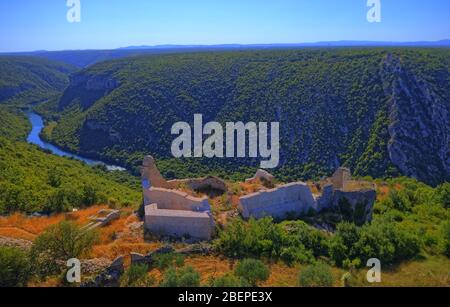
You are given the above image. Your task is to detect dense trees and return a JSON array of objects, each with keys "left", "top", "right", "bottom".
[
  {"left": 0, "top": 136, "right": 141, "bottom": 214},
  {"left": 0, "top": 246, "right": 30, "bottom": 287},
  {"left": 0, "top": 56, "right": 75, "bottom": 107},
  {"left": 0, "top": 108, "right": 140, "bottom": 214},
  {"left": 42, "top": 48, "right": 449, "bottom": 184}
]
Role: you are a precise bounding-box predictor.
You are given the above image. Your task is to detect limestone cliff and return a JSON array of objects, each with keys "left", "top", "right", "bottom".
[{"left": 382, "top": 53, "right": 449, "bottom": 185}]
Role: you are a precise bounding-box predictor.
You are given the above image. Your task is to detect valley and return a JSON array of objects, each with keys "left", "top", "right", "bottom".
[
  {"left": 31, "top": 48, "right": 449, "bottom": 186},
  {"left": 0, "top": 48, "right": 448, "bottom": 288}
]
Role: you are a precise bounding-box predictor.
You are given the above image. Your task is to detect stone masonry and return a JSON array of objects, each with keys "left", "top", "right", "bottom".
[
  {"left": 141, "top": 156, "right": 215, "bottom": 241},
  {"left": 239, "top": 168, "right": 376, "bottom": 222}
]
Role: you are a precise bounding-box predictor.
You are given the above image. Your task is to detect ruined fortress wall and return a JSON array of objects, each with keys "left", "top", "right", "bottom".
[
  {"left": 239, "top": 182, "right": 316, "bottom": 219},
  {"left": 331, "top": 168, "right": 352, "bottom": 190},
  {"left": 143, "top": 187, "right": 211, "bottom": 212},
  {"left": 332, "top": 189, "right": 377, "bottom": 222},
  {"left": 144, "top": 206, "right": 214, "bottom": 240}
]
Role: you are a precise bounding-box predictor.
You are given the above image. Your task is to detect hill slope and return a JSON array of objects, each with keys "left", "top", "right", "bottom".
[
  {"left": 0, "top": 56, "right": 76, "bottom": 106},
  {"left": 44, "top": 48, "right": 449, "bottom": 185},
  {"left": 0, "top": 107, "right": 140, "bottom": 214}
]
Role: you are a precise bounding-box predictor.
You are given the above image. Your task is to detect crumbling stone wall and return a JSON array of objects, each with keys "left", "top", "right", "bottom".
[
  {"left": 331, "top": 167, "right": 352, "bottom": 190},
  {"left": 239, "top": 182, "right": 316, "bottom": 219},
  {"left": 143, "top": 187, "right": 211, "bottom": 212},
  {"left": 239, "top": 168, "right": 377, "bottom": 223},
  {"left": 145, "top": 205, "right": 214, "bottom": 240}
]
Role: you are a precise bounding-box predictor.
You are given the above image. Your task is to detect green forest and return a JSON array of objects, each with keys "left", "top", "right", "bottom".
[
  {"left": 35, "top": 48, "right": 449, "bottom": 185},
  {"left": 0, "top": 107, "right": 140, "bottom": 214}
]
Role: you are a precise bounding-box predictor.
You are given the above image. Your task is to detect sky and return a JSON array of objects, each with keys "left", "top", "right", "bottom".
[{"left": 0, "top": 0, "right": 449, "bottom": 52}]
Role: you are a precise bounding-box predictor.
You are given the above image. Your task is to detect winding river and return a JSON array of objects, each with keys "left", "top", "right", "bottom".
[{"left": 26, "top": 112, "right": 126, "bottom": 171}]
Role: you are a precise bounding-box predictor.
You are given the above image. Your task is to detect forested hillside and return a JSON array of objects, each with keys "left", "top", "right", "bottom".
[
  {"left": 0, "top": 56, "right": 76, "bottom": 106},
  {"left": 43, "top": 48, "right": 449, "bottom": 185},
  {"left": 0, "top": 107, "right": 140, "bottom": 214}
]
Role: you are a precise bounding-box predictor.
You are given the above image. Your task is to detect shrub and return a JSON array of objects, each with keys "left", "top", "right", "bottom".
[
  {"left": 210, "top": 273, "right": 246, "bottom": 287},
  {"left": 120, "top": 264, "right": 154, "bottom": 287},
  {"left": 436, "top": 183, "right": 450, "bottom": 209},
  {"left": 0, "top": 246, "right": 30, "bottom": 287},
  {"left": 159, "top": 266, "right": 201, "bottom": 287},
  {"left": 153, "top": 252, "right": 185, "bottom": 270},
  {"left": 31, "top": 221, "right": 98, "bottom": 277},
  {"left": 299, "top": 263, "right": 334, "bottom": 287},
  {"left": 329, "top": 221, "right": 421, "bottom": 267},
  {"left": 234, "top": 259, "right": 270, "bottom": 287},
  {"left": 328, "top": 222, "right": 360, "bottom": 267},
  {"left": 441, "top": 222, "right": 450, "bottom": 258}
]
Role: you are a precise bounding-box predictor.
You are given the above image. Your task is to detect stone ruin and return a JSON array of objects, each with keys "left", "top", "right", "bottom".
[
  {"left": 245, "top": 169, "right": 276, "bottom": 185},
  {"left": 141, "top": 155, "right": 227, "bottom": 193},
  {"left": 82, "top": 209, "right": 121, "bottom": 231},
  {"left": 141, "top": 154, "right": 377, "bottom": 240},
  {"left": 240, "top": 182, "right": 316, "bottom": 219},
  {"left": 239, "top": 168, "right": 376, "bottom": 223},
  {"left": 141, "top": 156, "right": 215, "bottom": 241}
]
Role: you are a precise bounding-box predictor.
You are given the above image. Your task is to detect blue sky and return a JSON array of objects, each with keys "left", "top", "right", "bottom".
[{"left": 0, "top": 0, "right": 449, "bottom": 52}]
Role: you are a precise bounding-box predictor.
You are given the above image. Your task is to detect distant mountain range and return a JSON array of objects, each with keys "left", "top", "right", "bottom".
[
  {"left": 120, "top": 39, "right": 450, "bottom": 49},
  {"left": 2, "top": 40, "right": 449, "bottom": 68}
]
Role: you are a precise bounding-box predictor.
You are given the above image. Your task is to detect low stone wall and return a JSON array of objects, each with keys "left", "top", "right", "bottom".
[
  {"left": 145, "top": 204, "right": 214, "bottom": 240},
  {"left": 245, "top": 169, "right": 276, "bottom": 184},
  {"left": 239, "top": 182, "right": 316, "bottom": 219},
  {"left": 143, "top": 187, "right": 211, "bottom": 212}
]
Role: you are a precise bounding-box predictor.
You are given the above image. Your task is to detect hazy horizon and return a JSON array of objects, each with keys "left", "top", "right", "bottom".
[{"left": 1, "top": 0, "right": 450, "bottom": 53}]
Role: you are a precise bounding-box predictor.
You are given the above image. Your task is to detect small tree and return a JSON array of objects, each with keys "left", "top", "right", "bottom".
[
  {"left": 234, "top": 259, "right": 270, "bottom": 287},
  {"left": 299, "top": 263, "right": 334, "bottom": 287},
  {"left": 0, "top": 246, "right": 30, "bottom": 287},
  {"left": 31, "top": 221, "right": 98, "bottom": 277}
]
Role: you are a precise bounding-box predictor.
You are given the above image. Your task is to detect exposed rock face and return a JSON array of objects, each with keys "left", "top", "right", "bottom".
[
  {"left": 382, "top": 53, "right": 450, "bottom": 185},
  {"left": 59, "top": 73, "right": 120, "bottom": 110}
]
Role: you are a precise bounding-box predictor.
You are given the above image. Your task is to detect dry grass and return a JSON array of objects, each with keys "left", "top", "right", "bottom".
[{"left": 356, "top": 255, "right": 450, "bottom": 287}]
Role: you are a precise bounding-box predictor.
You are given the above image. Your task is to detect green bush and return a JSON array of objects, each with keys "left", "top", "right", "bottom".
[
  {"left": 299, "top": 263, "right": 334, "bottom": 287},
  {"left": 441, "top": 222, "right": 450, "bottom": 258},
  {"left": 0, "top": 246, "right": 30, "bottom": 287},
  {"left": 215, "top": 217, "right": 328, "bottom": 264},
  {"left": 210, "top": 273, "right": 247, "bottom": 287},
  {"left": 159, "top": 266, "right": 201, "bottom": 287},
  {"left": 329, "top": 221, "right": 421, "bottom": 267},
  {"left": 153, "top": 253, "right": 185, "bottom": 270},
  {"left": 31, "top": 221, "right": 98, "bottom": 277},
  {"left": 234, "top": 259, "right": 270, "bottom": 287},
  {"left": 120, "top": 264, "right": 154, "bottom": 287}
]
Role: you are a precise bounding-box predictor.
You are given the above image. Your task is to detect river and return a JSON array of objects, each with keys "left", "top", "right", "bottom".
[{"left": 26, "top": 112, "right": 126, "bottom": 171}]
